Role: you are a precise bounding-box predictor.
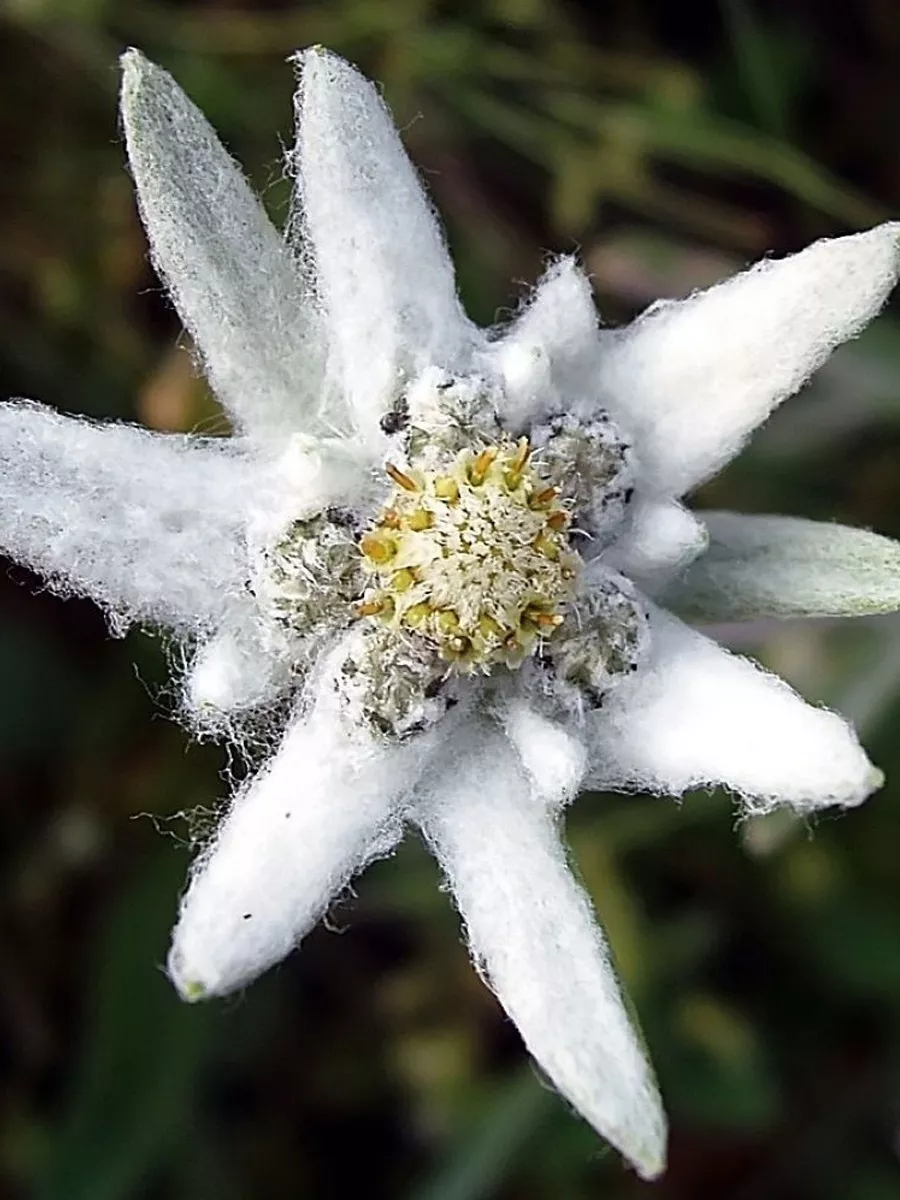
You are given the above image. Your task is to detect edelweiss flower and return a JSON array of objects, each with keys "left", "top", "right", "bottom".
[{"left": 4, "top": 46, "right": 900, "bottom": 1180}]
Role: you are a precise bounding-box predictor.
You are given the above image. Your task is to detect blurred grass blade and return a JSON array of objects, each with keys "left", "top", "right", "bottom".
[
  {"left": 34, "top": 851, "right": 211, "bottom": 1200},
  {"left": 719, "top": 0, "right": 788, "bottom": 137},
  {"left": 407, "top": 1070, "right": 554, "bottom": 1200}
]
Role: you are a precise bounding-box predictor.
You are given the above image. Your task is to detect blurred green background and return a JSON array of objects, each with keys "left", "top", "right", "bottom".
[{"left": 3, "top": 1, "right": 900, "bottom": 1197}]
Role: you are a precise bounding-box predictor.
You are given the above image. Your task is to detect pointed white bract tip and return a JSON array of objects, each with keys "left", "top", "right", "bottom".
[
  {"left": 119, "top": 45, "right": 168, "bottom": 104},
  {"left": 167, "top": 956, "right": 209, "bottom": 1004},
  {"left": 597, "top": 220, "right": 900, "bottom": 496},
  {"left": 288, "top": 43, "right": 473, "bottom": 445},
  {"left": 630, "top": 1128, "right": 667, "bottom": 1181},
  {"left": 867, "top": 765, "right": 886, "bottom": 795},
  {"left": 498, "top": 698, "right": 587, "bottom": 807},
  {"left": 184, "top": 627, "right": 287, "bottom": 723}
]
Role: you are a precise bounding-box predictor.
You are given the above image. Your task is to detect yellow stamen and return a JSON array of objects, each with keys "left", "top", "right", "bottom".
[
  {"left": 511, "top": 438, "right": 531, "bottom": 473},
  {"left": 393, "top": 568, "right": 417, "bottom": 593},
  {"left": 404, "top": 602, "right": 432, "bottom": 628},
  {"left": 360, "top": 532, "right": 395, "bottom": 564},
  {"left": 469, "top": 446, "right": 498, "bottom": 485},
  {"left": 434, "top": 476, "right": 459, "bottom": 503},
  {"left": 532, "top": 485, "right": 559, "bottom": 507},
  {"left": 527, "top": 609, "right": 564, "bottom": 628},
  {"left": 381, "top": 509, "right": 401, "bottom": 529},
  {"left": 478, "top": 615, "right": 504, "bottom": 641},
  {"left": 355, "top": 597, "right": 385, "bottom": 618},
  {"left": 546, "top": 511, "right": 569, "bottom": 531},
  {"left": 436, "top": 609, "right": 460, "bottom": 634},
  {"left": 407, "top": 509, "right": 433, "bottom": 532},
  {"left": 385, "top": 462, "right": 419, "bottom": 492},
  {"left": 533, "top": 531, "right": 559, "bottom": 560}
]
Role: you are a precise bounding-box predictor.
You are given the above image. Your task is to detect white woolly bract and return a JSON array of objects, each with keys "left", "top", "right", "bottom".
[
  {"left": 290, "top": 47, "right": 475, "bottom": 449},
  {"left": 184, "top": 625, "right": 290, "bottom": 727},
  {"left": 585, "top": 606, "right": 882, "bottom": 814},
  {"left": 663, "top": 510, "right": 900, "bottom": 620},
  {"left": 168, "top": 650, "right": 443, "bottom": 999},
  {"left": 493, "top": 257, "right": 598, "bottom": 431},
  {"left": 121, "top": 50, "right": 326, "bottom": 442},
  {"left": 496, "top": 694, "right": 588, "bottom": 807},
  {"left": 595, "top": 224, "right": 900, "bottom": 497},
  {"left": 602, "top": 498, "right": 708, "bottom": 593},
  {"left": 416, "top": 728, "right": 666, "bottom": 1181},
  {"left": 0, "top": 400, "right": 252, "bottom": 634}
]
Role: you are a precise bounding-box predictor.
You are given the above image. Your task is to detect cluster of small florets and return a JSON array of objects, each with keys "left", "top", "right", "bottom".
[
  {"left": 251, "top": 507, "right": 363, "bottom": 643},
  {"left": 248, "top": 366, "right": 650, "bottom": 739},
  {"left": 357, "top": 438, "right": 581, "bottom": 671}
]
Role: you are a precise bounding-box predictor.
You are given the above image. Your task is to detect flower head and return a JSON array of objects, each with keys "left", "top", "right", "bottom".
[{"left": 4, "top": 46, "right": 900, "bottom": 1181}]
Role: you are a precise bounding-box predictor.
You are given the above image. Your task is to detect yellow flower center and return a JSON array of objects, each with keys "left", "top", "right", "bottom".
[{"left": 357, "top": 438, "right": 581, "bottom": 670}]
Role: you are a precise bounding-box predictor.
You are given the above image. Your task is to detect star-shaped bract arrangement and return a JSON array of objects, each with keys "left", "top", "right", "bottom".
[{"left": 3, "top": 47, "right": 900, "bottom": 1180}]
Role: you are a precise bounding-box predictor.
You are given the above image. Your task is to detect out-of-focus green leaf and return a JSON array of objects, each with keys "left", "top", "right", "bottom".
[
  {"left": 406, "top": 1070, "right": 554, "bottom": 1200},
  {"left": 34, "top": 852, "right": 211, "bottom": 1200}
]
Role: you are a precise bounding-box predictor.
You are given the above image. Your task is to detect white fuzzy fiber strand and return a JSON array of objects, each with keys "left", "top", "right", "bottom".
[{"left": 416, "top": 729, "right": 667, "bottom": 1181}]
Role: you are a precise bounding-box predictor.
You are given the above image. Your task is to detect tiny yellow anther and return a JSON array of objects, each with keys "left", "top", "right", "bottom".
[
  {"left": 392, "top": 568, "right": 417, "bottom": 593},
  {"left": 527, "top": 609, "right": 564, "bottom": 628},
  {"left": 546, "top": 510, "right": 569, "bottom": 531},
  {"left": 436, "top": 609, "right": 460, "bottom": 634},
  {"left": 511, "top": 438, "right": 531, "bottom": 473},
  {"left": 381, "top": 509, "right": 401, "bottom": 529},
  {"left": 434, "top": 476, "right": 459, "bottom": 503},
  {"left": 355, "top": 597, "right": 386, "bottom": 618},
  {"left": 385, "top": 462, "right": 419, "bottom": 492},
  {"left": 404, "top": 602, "right": 432, "bottom": 628},
  {"left": 360, "top": 531, "right": 396, "bottom": 564},
  {"left": 478, "top": 614, "right": 504, "bottom": 641},
  {"left": 533, "top": 532, "right": 560, "bottom": 560},
  {"left": 406, "top": 508, "right": 434, "bottom": 532},
  {"left": 469, "top": 446, "right": 498, "bottom": 485},
  {"left": 532, "top": 485, "right": 559, "bottom": 507}
]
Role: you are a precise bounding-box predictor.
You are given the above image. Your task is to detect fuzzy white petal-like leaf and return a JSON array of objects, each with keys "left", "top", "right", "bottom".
[
  {"left": 0, "top": 401, "right": 251, "bottom": 634},
  {"left": 416, "top": 727, "right": 667, "bottom": 1181},
  {"left": 495, "top": 257, "right": 598, "bottom": 430},
  {"left": 290, "top": 47, "right": 475, "bottom": 446},
  {"left": 497, "top": 695, "right": 587, "bottom": 806},
  {"left": 586, "top": 605, "right": 882, "bottom": 814},
  {"left": 661, "top": 511, "right": 900, "bottom": 620},
  {"left": 602, "top": 498, "right": 708, "bottom": 593},
  {"left": 595, "top": 224, "right": 900, "bottom": 496},
  {"left": 121, "top": 50, "right": 325, "bottom": 441},
  {"left": 184, "top": 623, "right": 291, "bottom": 727},
  {"left": 168, "top": 670, "right": 441, "bottom": 999}
]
